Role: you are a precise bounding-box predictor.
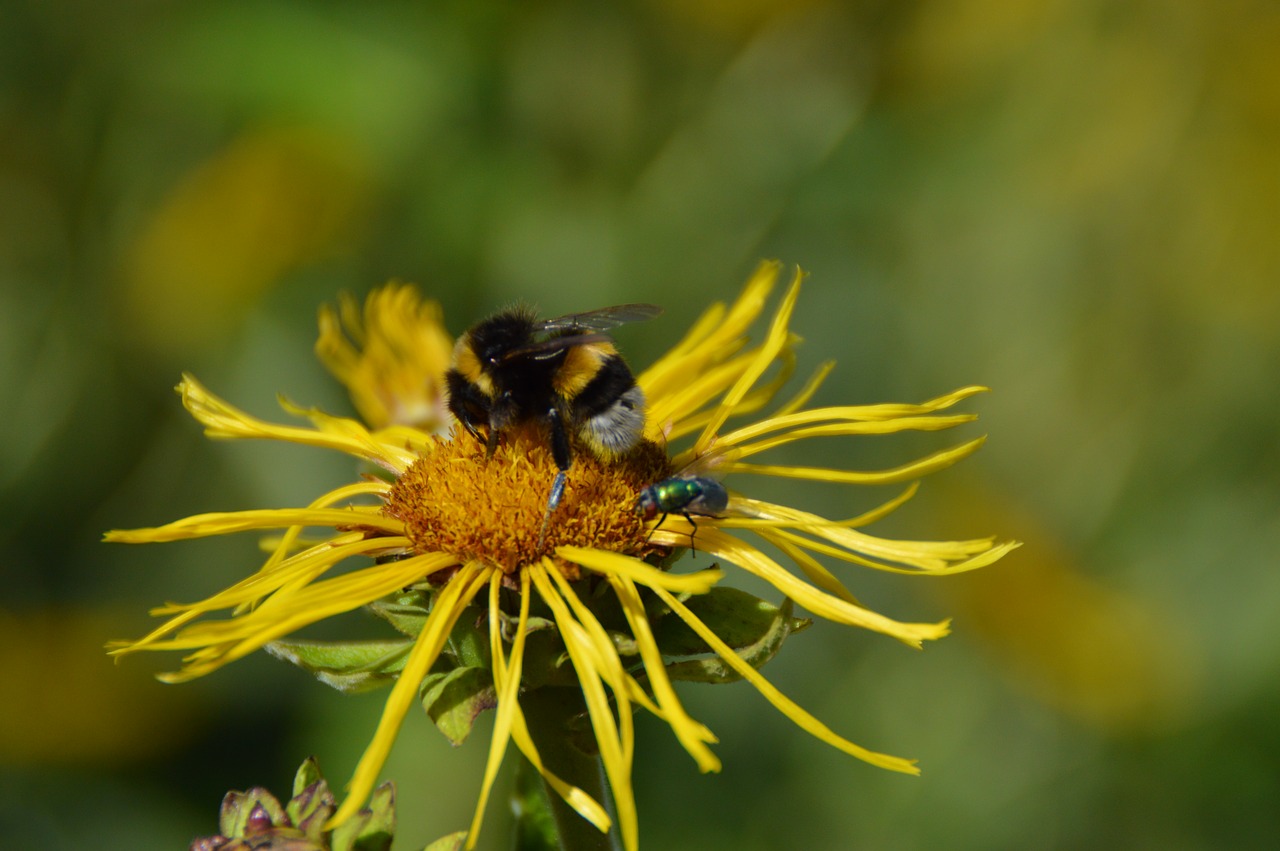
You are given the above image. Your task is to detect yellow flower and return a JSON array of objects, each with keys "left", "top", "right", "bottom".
[
  {"left": 315, "top": 282, "right": 454, "bottom": 433},
  {"left": 107, "top": 262, "right": 1017, "bottom": 850}
]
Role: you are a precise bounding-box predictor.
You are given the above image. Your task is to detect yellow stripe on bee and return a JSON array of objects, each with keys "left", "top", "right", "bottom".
[
  {"left": 451, "top": 335, "right": 493, "bottom": 397},
  {"left": 554, "top": 342, "right": 615, "bottom": 399}
]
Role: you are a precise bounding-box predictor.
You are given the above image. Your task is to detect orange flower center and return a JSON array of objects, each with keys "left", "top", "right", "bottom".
[{"left": 383, "top": 427, "right": 673, "bottom": 575}]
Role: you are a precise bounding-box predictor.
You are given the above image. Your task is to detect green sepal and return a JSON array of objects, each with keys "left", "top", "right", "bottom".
[
  {"left": 219, "top": 787, "right": 287, "bottom": 837},
  {"left": 368, "top": 591, "right": 431, "bottom": 637},
  {"left": 518, "top": 628, "right": 579, "bottom": 690},
  {"left": 654, "top": 590, "right": 810, "bottom": 683},
  {"left": 423, "top": 830, "right": 469, "bottom": 851},
  {"left": 330, "top": 781, "right": 396, "bottom": 851},
  {"left": 419, "top": 666, "right": 496, "bottom": 745},
  {"left": 266, "top": 639, "right": 413, "bottom": 694},
  {"left": 358, "top": 781, "right": 397, "bottom": 851},
  {"left": 287, "top": 759, "right": 335, "bottom": 839},
  {"left": 292, "top": 757, "right": 324, "bottom": 799},
  {"left": 607, "top": 629, "right": 640, "bottom": 657}
]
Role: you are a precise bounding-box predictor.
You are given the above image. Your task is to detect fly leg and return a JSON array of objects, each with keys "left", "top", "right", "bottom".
[{"left": 683, "top": 512, "right": 699, "bottom": 556}]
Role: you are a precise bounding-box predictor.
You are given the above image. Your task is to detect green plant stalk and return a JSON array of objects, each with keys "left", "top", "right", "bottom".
[{"left": 514, "top": 687, "right": 621, "bottom": 851}]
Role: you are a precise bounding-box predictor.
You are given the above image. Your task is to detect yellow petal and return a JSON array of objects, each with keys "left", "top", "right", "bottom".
[
  {"left": 105, "top": 507, "right": 403, "bottom": 543},
  {"left": 720, "top": 436, "right": 989, "bottom": 485},
  {"left": 558, "top": 546, "right": 722, "bottom": 594},
  {"left": 503, "top": 693, "right": 612, "bottom": 834},
  {"left": 739, "top": 498, "right": 1009, "bottom": 572},
  {"left": 113, "top": 535, "right": 407, "bottom": 656},
  {"left": 252, "top": 480, "right": 392, "bottom": 574},
  {"left": 720, "top": 414, "right": 980, "bottom": 460},
  {"left": 650, "top": 584, "right": 921, "bottom": 775},
  {"left": 467, "top": 571, "right": 533, "bottom": 847},
  {"left": 639, "top": 261, "right": 778, "bottom": 404},
  {"left": 692, "top": 267, "right": 803, "bottom": 456},
  {"left": 694, "top": 529, "right": 950, "bottom": 647},
  {"left": 713, "top": 482, "right": 919, "bottom": 532},
  {"left": 153, "top": 553, "right": 460, "bottom": 682},
  {"left": 770, "top": 360, "right": 836, "bottom": 417},
  {"left": 177, "top": 373, "right": 417, "bottom": 471},
  {"left": 755, "top": 529, "right": 863, "bottom": 605},
  {"left": 328, "top": 563, "right": 488, "bottom": 829},
  {"left": 532, "top": 565, "right": 638, "bottom": 851},
  {"left": 717, "top": 386, "right": 990, "bottom": 446},
  {"left": 609, "top": 574, "right": 721, "bottom": 772},
  {"left": 316, "top": 283, "right": 454, "bottom": 433}
]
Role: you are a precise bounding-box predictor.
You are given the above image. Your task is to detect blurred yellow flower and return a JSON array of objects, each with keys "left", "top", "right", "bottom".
[
  {"left": 121, "top": 128, "right": 371, "bottom": 355},
  {"left": 315, "top": 283, "right": 454, "bottom": 433},
  {"left": 107, "top": 262, "right": 1015, "bottom": 849}
]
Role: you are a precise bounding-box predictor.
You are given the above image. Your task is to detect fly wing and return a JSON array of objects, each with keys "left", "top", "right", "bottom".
[{"left": 538, "top": 303, "right": 663, "bottom": 333}]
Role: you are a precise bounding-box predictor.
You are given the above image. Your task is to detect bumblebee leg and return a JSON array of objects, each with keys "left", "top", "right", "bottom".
[
  {"left": 547, "top": 407, "right": 573, "bottom": 474},
  {"left": 547, "top": 470, "right": 567, "bottom": 513},
  {"left": 537, "top": 408, "right": 573, "bottom": 549},
  {"left": 446, "top": 370, "right": 491, "bottom": 445},
  {"left": 536, "top": 470, "right": 566, "bottom": 550}
]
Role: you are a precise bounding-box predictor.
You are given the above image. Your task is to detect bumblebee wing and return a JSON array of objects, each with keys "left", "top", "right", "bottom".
[
  {"left": 538, "top": 303, "right": 663, "bottom": 333},
  {"left": 501, "top": 333, "right": 613, "bottom": 362}
]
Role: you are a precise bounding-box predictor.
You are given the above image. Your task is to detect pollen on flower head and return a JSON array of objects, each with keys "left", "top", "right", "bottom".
[{"left": 382, "top": 428, "right": 673, "bottom": 577}]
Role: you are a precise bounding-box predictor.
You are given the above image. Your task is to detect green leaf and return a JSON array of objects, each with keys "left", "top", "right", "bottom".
[
  {"left": 368, "top": 592, "right": 432, "bottom": 636},
  {"left": 423, "top": 831, "right": 468, "bottom": 851},
  {"left": 265, "top": 638, "right": 413, "bottom": 694},
  {"left": 445, "top": 612, "right": 490, "bottom": 668},
  {"left": 657, "top": 592, "right": 810, "bottom": 684},
  {"left": 419, "top": 666, "right": 496, "bottom": 745}
]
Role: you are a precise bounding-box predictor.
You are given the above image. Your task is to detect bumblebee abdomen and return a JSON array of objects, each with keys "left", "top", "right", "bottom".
[
  {"left": 575, "top": 356, "right": 646, "bottom": 459},
  {"left": 551, "top": 341, "right": 615, "bottom": 399},
  {"left": 579, "top": 387, "right": 646, "bottom": 458},
  {"left": 569, "top": 354, "right": 634, "bottom": 414}
]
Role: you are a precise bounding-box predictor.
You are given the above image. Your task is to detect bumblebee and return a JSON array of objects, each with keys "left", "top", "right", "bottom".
[
  {"left": 636, "top": 475, "right": 729, "bottom": 542},
  {"left": 446, "top": 302, "right": 663, "bottom": 538}
]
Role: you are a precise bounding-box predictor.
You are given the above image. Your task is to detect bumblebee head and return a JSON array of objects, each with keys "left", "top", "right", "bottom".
[
  {"left": 469, "top": 307, "right": 539, "bottom": 367},
  {"left": 451, "top": 307, "right": 539, "bottom": 390}
]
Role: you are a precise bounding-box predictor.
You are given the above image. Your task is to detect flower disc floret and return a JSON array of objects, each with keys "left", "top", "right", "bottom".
[{"left": 383, "top": 429, "right": 673, "bottom": 576}]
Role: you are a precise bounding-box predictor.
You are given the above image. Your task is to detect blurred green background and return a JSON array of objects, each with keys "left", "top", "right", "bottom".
[{"left": 3, "top": 1, "right": 1277, "bottom": 848}]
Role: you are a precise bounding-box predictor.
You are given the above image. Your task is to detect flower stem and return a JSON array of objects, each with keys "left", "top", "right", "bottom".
[{"left": 513, "top": 687, "right": 620, "bottom": 851}]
